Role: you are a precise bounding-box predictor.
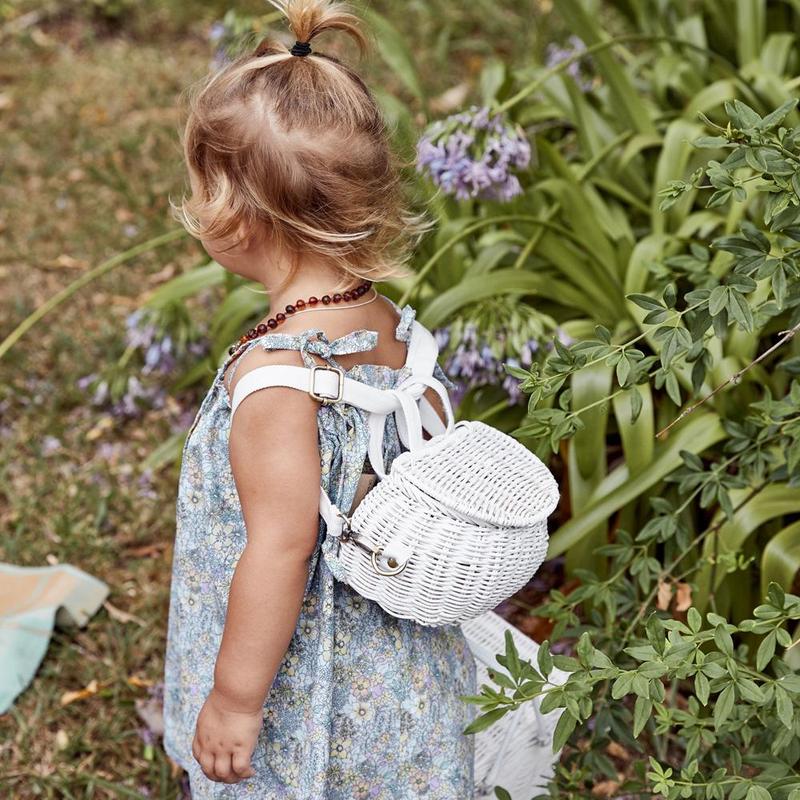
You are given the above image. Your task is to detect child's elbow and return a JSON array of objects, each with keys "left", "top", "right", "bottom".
[{"left": 245, "top": 521, "right": 319, "bottom": 564}]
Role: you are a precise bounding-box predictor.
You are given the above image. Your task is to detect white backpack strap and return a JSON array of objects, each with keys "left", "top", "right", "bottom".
[
  {"left": 406, "top": 319, "right": 441, "bottom": 381},
  {"left": 230, "top": 364, "right": 397, "bottom": 418},
  {"left": 362, "top": 321, "right": 453, "bottom": 477}
]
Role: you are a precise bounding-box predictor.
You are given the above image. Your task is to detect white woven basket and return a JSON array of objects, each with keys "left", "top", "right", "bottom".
[
  {"left": 461, "top": 611, "right": 568, "bottom": 799},
  {"left": 329, "top": 419, "right": 560, "bottom": 626}
]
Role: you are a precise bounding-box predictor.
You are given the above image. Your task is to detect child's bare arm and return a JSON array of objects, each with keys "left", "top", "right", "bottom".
[{"left": 192, "top": 350, "right": 321, "bottom": 783}]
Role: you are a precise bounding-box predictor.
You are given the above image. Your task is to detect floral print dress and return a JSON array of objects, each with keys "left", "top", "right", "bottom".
[{"left": 163, "top": 299, "right": 477, "bottom": 799}]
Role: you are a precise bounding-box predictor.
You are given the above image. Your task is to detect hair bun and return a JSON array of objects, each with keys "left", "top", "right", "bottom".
[{"left": 265, "top": 0, "right": 368, "bottom": 57}]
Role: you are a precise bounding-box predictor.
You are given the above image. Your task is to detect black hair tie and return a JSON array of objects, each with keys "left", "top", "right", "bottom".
[{"left": 290, "top": 40, "right": 312, "bottom": 57}]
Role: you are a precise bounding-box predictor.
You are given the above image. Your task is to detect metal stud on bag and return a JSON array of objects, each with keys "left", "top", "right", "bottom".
[{"left": 334, "top": 510, "right": 407, "bottom": 576}]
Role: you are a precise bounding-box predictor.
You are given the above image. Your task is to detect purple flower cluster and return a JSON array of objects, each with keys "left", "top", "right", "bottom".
[
  {"left": 416, "top": 105, "right": 532, "bottom": 202},
  {"left": 544, "top": 35, "right": 595, "bottom": 92},
  {"left": 77, "top": 372, "right": 166, "bottom": 419},
  {"left": 436, "top": 323, "right": 574, "bottom": 406},
  {"left": 125, "top": 309, "right": 180, "bottom": 376},
  {"left": 76, "top": 309, "right": 207, "bottom": 420},
  {"left": 207, "top": 11, "right": 257, "bottom": 72},
  {"left": 209, "top": 20, "right": 232, "bottom": 71}
]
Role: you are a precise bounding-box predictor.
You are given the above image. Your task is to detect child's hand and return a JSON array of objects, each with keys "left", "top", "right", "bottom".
[{"left": 192, "top": 687, "right": 263, "bottom": 783}]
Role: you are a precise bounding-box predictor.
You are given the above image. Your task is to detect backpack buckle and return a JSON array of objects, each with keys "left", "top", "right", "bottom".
[{"left": 309, "top": 365, "right": 344, "bottom": 405}]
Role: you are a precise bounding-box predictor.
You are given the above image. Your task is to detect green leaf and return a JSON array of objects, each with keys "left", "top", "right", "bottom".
[
  {"left": 725, "top": 99, "right": 762, "bottom": 130},
  {"left": 633, "top": 696, "right": 652, "bottom": 737},
  {"left": 709, "top": 285, "right": 728, "bottom": 316},
  {"left": 714, "top": 624, "right": 735, "bottom": 656},
  {"left": 695, "top": 136, "right": 730, "bottom": 148},
  {"left": 687, "top": 607, "right": 702, "bottom": 633},
  {"left": 537, "top": 641, "right": 553, "bottom": 677},
  {"left": 665, "top": 372, "right": 682, "bottom": 406},
  {"left": 756, "top": 98, "right": 797, "bottom": 130},
  {"left": 555, "top": 0, "right": 656, "bottom": 135},
  {"left": 361, "top": 8, "right": 425, "bottom": 103},
  {"left": 756, "top": 630, "right": 777, "bottom": 671},
  {"left": 463, "top": 707, "right": 510, "bottom": 735},
  {"left": 696, "top": 484, "right": 800, "bottom": 609},
  {"left": 552, "top": 709, "right": 578, "bottom": 752},
  {"left": 418, "top": 269, "right": 550, "bottom": 329},
  {"left": 616, "top": 355, "right": 631, "bottom": 387},
  {"left": 728, "top": 290, "right": 754, "bottom": 331},
  {"left": 628, "top": 293, "right": 665, "bottom": 312},
  {"left": 145, "top": 261, "right": 225, "bottom": 310},
  {"left": 503, "top": 629, "right": 521, "bottom": 678},
  {"left": 611, "top": 671, "right": 635, "bottom": 699},
  {"left": 695, "top": 672, "right": 710, "bottom": 706},
  {"left": 713, "top": 683, "right": 736, "bottom": 729},
  {"left": 775, "top": 686, "right": 795, "bottom": 730}
]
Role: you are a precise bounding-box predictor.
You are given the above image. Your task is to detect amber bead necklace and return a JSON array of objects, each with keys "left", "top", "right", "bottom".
[{"left": 227, "top": 279, "right": 374, "bottom": 357}]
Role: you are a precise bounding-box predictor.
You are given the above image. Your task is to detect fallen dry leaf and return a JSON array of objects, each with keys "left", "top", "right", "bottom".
[
  {"left": 675, "top": 581, "right": 692, "bottom": 612},
  {"left": 41, "top": 254, "right": 87, "bottom": 271},
  {"left": 127, "top": 675, "right": 155, "bottom": 689},
  {"left": 606, "top": 740, "right": 629, "bottom": 762},
  {"left": 592, "top": 780, "right": 620, "bottom": 798},
  {"left": 656, "top": 579, "right": 672, "bottom": 611},
  {"left": 104, "top": 600, "right": 146, "bottom": 627},
  {"left": 125, "top": 542, "right": 166, "bottom": 558},
  {"left": 60, "top": 678, "right": 100, "bottom": 706},
  {"left": 430, "top": 82, "right": 471, "bottom": 114},
  {"left": 146, "top": 263, "right": 177, "bottom": 287},
  {"left": 86, "top": 416, "right": 114, "bottom": 441}
]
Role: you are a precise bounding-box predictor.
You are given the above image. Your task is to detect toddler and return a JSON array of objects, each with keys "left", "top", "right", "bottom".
[{"left": 162, "top": 1, "right": 477, "bottom": 797}]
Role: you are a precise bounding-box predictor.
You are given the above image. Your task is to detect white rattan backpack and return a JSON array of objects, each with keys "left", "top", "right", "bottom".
[{"left": 230, "top": 315, "right": 560, "bottom": 626}]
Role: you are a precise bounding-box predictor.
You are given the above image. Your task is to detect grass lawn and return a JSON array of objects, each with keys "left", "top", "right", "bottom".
[{"left": 0, "top": 1, "right": 556, "bottom": 795}]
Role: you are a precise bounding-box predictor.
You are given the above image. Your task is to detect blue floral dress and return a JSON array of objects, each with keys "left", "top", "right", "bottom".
[{"left": 163, "top": 299, "right": 477, "bottom": 799}]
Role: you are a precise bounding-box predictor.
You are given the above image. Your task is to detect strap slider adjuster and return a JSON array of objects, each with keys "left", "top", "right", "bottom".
[{"left": 309, "top": 364, "right": 344, "bottom": 405}]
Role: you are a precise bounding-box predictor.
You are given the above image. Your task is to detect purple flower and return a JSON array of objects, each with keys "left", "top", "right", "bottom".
[
  {"left": 77, "top": 308, "right": 207, "bottom": 420},
  {"left": 96, "top": 442, "right": 122, "bottom": 462},
  {"left": 544, "top": 35, "right": 595, "bottom": 92},
  {"left": 41, "top": 435, "right": 62, "bottom": 456},
  {"left": 208, "top": 21, "right": 226, "bottom": 43},
  {"left": 138, "top": 468, "right": 158, "bottom": 501},
  {"left": 435, "top": 323, "right": 542, "bottom": 406},
  {"left": 547, "top": 326, "right": 575, "bottom": 350},
  {"left": 416, "top": 105, "right": 531, "bottom": 202},
  {"left": 126, "top": 310, "right": 177, "bottom": 375}
]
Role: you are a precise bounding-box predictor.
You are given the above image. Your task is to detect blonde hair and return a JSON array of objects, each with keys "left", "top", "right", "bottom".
[{"left": 171, "top": 0, "right": 431, "bottom": 293}]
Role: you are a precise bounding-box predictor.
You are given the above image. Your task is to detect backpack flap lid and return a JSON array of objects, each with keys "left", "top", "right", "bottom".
[{"left": 389, "top": 420, "right": 560, "bottom": 529}]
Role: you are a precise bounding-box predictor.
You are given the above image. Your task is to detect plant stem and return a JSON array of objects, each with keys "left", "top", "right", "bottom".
[
  {"left": 495, "top": 34, "right": 740, "bottom": 115},
  {"left": 656, "top": 321, "right": 800, "bottom": 438},
  {"left": 0, "top": 229, "right": 186, "bottom": 362}
]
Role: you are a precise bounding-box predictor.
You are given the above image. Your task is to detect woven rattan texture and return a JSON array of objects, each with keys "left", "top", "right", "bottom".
[{"left": 330, "top": 420, "right": 560, "bottom": 626}]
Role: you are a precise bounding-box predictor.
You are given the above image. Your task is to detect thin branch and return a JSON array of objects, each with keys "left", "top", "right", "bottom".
[{"left": 656, "top": 320, "right": 800, "bottom": 439}]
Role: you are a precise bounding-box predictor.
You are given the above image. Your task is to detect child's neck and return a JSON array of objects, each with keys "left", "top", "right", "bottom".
[{"left": 264, "top": 258, "right": 363, "bottom": 317}]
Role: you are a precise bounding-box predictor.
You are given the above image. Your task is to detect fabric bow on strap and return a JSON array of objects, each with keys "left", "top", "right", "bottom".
[{"left": 297, "top": 329, "right": 379, "bottom": 369}]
